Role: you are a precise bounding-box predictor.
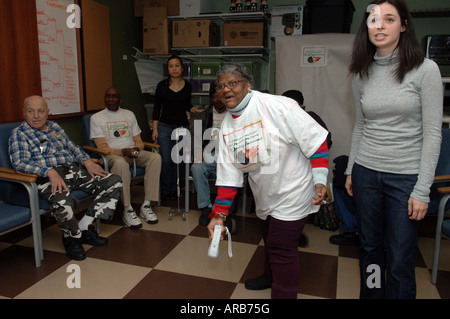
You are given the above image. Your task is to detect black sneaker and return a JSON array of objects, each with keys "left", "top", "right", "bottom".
[
  {"left": 81, "top": 225, "right": 108, "bottom": 246},
  {"left": 245, "top": 274, "right": 272, "bottom": 290},
  {"left": 62, "top": 236, "right": 86, "bottom": 260},
  {"left": 329, "top": 232, "right": 359, "bottom": 246},
  {"left": 199, "top": 207, "right": 212, "bottom": 226}
]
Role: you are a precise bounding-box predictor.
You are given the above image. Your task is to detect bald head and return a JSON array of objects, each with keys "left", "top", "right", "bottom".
[
  {"left": 24, "top": 95, "right": 48, "bottom": 109},
  {"left": 23, "top": 95, "right": 49, "bottom": 130}
]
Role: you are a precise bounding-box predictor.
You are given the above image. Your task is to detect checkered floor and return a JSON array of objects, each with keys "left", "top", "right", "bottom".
[{"left": 1, "top": 183, "right": 449, "bottom": 301}]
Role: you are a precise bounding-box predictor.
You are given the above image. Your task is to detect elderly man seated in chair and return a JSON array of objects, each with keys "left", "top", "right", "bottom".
[
  {"left": 9, "top": 95, "right": 123, "bottom": 261},
  {"left": 90, "top": 87, "right": 162, "bottom": 228}
]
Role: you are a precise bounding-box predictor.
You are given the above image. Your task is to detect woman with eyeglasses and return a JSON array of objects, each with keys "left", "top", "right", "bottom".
[{"left": 207, "top": 63, "right": 330, "bottom": 299}]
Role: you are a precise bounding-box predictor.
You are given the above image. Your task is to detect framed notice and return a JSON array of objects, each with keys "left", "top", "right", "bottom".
[
  {"left": 301, "top": 46, "right": 328, "bottom": 67},
  {"left": 36, "top": 0, "right": 83, "bottom": 115}
]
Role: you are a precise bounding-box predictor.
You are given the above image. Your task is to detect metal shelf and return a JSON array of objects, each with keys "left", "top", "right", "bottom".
[
  {"left": 174, "top": 46, "right": 268, "bottom": 62},
  {"left": 133, "top": 12, "right": 273, "bottom": 92},
  {"left": 411, "top": 8, "right": 450, "bottom": 18},
  {"left": 134, "top": 46, "right": 269, "bottom": 62},
  {"left": 168, "top": 11, "right": 270, "bottom": 23}
]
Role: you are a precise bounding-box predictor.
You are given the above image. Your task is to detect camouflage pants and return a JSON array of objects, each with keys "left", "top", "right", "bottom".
[{"left": 37, "top": 162, "right": 122, "bottom": 238}]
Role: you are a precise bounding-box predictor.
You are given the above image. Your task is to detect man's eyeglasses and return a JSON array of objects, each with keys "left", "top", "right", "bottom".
[{"left": 216, "top": 80, "right": 245, "bottom": 92}]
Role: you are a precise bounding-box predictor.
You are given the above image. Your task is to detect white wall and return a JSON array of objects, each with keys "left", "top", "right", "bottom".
[{"left": 275, "top": 33, "right": 356, "bottom": 179}]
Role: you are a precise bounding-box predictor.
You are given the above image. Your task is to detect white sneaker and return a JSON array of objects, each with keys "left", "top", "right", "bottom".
[
  {"left": 123, "top": 209, "right": 142, "bottom": 229},
  {"left": 140, "top": 205, "right": 158, "bottom": 224}
]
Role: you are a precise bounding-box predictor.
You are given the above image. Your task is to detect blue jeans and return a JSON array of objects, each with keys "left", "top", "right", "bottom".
[
  {"left": 158, "top": 122, "right": 189, "bottom": 196},
  {"left": 332, "top": 186, "right": 357, "bottom": 233},
  {"left": 191, "top": 161, "right": 216, "bottom": 209},
  {"left": 352, "top": 163, "right": 419, "bottom": 299}
]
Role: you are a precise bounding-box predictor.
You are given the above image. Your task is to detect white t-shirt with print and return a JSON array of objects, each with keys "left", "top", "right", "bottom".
[
  {"left": 216, "top": 91, "right": 328, "bottom": 221},
  {"left": 90, "top": 107, "right": 142, "bottom": 149}
]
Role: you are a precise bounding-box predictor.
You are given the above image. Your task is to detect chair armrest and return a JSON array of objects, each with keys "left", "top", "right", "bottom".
[
  {"left": 143, "top": 142, "right": 160, "bottom": 149},
  {"left": 434, "top": 175, "right": 450, "bottom": 182},
  {"left": 0, "top": 167, "right": 39, "bottom": 180},
  {"left": 82, "top": 145, "right": 111, "bottom": 156},
  {"left": 438, "top": 186, "right": 450, "bottom": 194},
  {"left": 0, "top": 171, "right": 37, "bottom": 183}
]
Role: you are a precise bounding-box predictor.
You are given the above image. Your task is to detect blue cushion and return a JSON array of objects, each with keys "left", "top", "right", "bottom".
[
  {"left": 435, "top": 128, "right": 450, "bottom": 176},
  {"left": 442, "top": 220, "right": 450, "bottom": 238},
  {"left": 428, "top": 128, "right": 450, "bottom": 215},
  {"left": 0, "top": 122, "right": 21, "bottom": 169},
  {"left": 134, "top": 166, "right": 145, "bottom": 176},
  {"left": 0, "top": 203, "right": 31, "bottom": 233}
]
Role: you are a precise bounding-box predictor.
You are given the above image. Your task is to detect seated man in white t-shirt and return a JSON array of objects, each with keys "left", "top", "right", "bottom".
[{"left": 90, "top": 87, "right": 162, "bottom": 228}]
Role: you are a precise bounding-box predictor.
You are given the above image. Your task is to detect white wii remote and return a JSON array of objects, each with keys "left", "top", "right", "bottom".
[{"left": 208, "top": 225, "right": 223, "bottom": 258}]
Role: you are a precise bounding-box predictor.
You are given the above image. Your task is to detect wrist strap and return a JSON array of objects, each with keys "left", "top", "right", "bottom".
[
  {"left": 224, "top": 226, "right": 233, "bottom": 258},
  {"left": 209, "top": 210, "right": 228, "bottom": 221}
]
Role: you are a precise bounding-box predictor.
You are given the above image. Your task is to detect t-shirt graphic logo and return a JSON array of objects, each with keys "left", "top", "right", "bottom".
[
  {"left": 222, "top": 120, "right": 270, "bottom": 171},
  {"left": 107, "top": 121, "right": 130, "bottom": 139}
]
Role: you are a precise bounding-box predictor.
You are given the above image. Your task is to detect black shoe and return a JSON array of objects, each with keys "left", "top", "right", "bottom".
[
  {"left": 299, "top": 233, "right": 309, "bottom": 248},
  {"left": 245, "top": 274, "right": 272, "bottom": 290},
  {"left": 81, "top": 225, "right": 108, "bottom": 246},
  {"left": 199, "top": 207, "right": 212, "bottom": 226},
  {"left": 329, "top": 232, "right": 359, "bottom": 246},
  {"left": 62, "top": 236, "right": 86, "bottom": 260}
]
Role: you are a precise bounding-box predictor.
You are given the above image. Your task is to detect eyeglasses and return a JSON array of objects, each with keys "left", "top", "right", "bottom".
[{"left": 216, "top": 80, "right": 245, "bottom": 92}]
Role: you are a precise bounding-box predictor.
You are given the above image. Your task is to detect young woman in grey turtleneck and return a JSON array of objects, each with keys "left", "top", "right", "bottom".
[
  {"left": 345, "top": 0, "right": 443, "bottom": 299},
  {"left": 347, "top": 51, "right": 443, "bottom": 203}
]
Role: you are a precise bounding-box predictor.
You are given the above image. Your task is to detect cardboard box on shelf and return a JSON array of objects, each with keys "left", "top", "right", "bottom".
[
  {"left": 179, "top": 0, "right": 214, "bottom": 16},
  {"left": 172, "top": 20, "right": 220, "bottom": 48},
  {"left": 223, "top": 21, "right": 266, "bottom": 47},
  {"left": 143, "top": 7, "right": 170, "bottom": 55},
  {"left": 271, "top": 5, "right": 304, "bottom": 37},
  {"left": 134, "top": 0, "right": 179, "bottom": 17}
]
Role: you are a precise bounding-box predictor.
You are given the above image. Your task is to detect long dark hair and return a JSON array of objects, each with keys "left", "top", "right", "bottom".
[
  {"left": 349, "top": 0, "right": 424, "bottom": 83},
  {"left": 164, "top": 55, "right": 184, "bottom": 86}
]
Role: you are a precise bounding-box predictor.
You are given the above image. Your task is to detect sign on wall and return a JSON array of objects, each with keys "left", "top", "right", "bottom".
[{"left": 36, "top": 0, "right": 82, "bottom": 115}]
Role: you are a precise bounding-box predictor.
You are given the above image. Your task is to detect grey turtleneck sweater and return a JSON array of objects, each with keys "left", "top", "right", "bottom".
[{"left": 346, "top": 52, "right": 443, "bottom": 202}]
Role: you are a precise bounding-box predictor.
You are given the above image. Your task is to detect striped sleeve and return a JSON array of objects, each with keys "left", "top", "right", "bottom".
[
  {"left": 310, "top": 140, "right": 329, "bottom": 185},
  {"left": 210, "top": 186, "right": 238, "bottom": 218}
]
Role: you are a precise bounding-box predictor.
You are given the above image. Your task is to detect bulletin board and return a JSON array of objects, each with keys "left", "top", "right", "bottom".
[{"left": 36, "top": 0, "right": 84, "bottom": 116}]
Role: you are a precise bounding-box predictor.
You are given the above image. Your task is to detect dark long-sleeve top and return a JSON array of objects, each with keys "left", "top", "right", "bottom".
[{"left": 153, "top": 79, "right": 193, "bottom": 127}]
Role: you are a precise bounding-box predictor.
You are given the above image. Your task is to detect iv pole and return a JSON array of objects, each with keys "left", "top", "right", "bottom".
[{"left": 169, "top": 127, "right": 186, "bottom": 221}]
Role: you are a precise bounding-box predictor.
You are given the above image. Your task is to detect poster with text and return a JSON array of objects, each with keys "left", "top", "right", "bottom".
[{"left": 36, "top": 0, "right": 81, "bottom": 115}]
